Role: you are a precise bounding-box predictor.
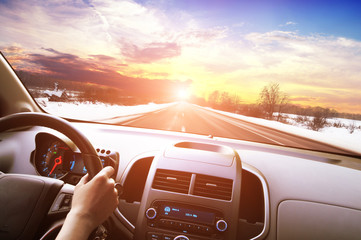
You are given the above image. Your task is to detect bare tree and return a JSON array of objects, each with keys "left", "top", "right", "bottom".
[
  {"left": 308, "top": 107, "right": 330, "bottom": 131},
  {"left": 258, "top": 82, "right": 289, "bottom": 120},
  {"left": 208, "top": 91, "right": 220, "bottom": 109},
  {"left": 208, "top": 90, "right": 242, "bottom": 112}
]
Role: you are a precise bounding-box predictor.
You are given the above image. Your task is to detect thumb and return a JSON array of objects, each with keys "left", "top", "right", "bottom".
[{"left": 77, "top": 173, "right": 90, "bottom": 186}]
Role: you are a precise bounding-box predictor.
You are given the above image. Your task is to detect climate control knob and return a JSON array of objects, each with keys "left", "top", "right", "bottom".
[
  {"left": 174, "top": 235, "right": 189, "bottom": 240},
  {"left": 145, "top": 207, "right": 157, "bottom": 220},
  {"left": 216, "top": 219, "right": 228, "bottom": 232}
]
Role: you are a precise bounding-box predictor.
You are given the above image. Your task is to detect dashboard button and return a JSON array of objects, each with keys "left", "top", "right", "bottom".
[
  {"left": 203, "top": 226, "right": 213, "bottom": 234},
  {"left": 194, "top": 225, "right": 202, "bottom": 233},
  {"left": 146, "top": 208, "right": 157, "bottom": 220},
  {"left": 185, "top": 223, "right": 193, "bottom": 229},
  {"left": 147, "top": 232, "right": 162, "bottom": 240},
  {"left": 163, "top": 235, "right": 173, "bottom": 240},
  {"left": 177, "top": 222, "right": 185, "bottom": 229},
  {"left": 148, "top": 221, "right": 156, "bottom": 227},
  {"left": 216, "top": 219, "right": 228, "bottom": 232},
  {"left": 169, "top": 221, "right": 176, "bottom": 228}
]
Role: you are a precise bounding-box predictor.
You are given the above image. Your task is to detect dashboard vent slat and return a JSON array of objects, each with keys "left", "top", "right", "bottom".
[
  {"left": 194, "top": 174, "right": 233, "bottom": 200},
  {"left": 152, "top": 169, "right": 191, "bottom": 194}
]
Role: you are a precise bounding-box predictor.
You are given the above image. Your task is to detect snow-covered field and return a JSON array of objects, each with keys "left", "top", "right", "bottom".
[
  {"left": 37, "top": 98, "right": 176, "bottom": 121},
  {"left": 206, "top": 107, "right": 361, "bottom": 153},
  {"left": 37, "top": 99, "right": 361, "bottom": 153}
]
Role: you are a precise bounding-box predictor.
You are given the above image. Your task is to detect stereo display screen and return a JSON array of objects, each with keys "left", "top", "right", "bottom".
[{"left": 159, "top": 204, "right": 215, "bottom": 224}]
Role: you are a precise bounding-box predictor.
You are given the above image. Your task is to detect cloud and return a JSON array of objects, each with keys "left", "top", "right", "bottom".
[
  {"left": 9, "top": 48, "right": 191, "bottom": 101},
  {"left": 289, "top": 96, "right": 319, "bottom": 102},
  {"left": 121, "top": 42, "right": 181, "bottom": 63},
  {"left": 279, "top": 21, "right": 297, "bottom": 27},
  {"left": 176, "top": 27, "right": 229, "bottom": 47},
  {"left": 1, "top": 45, "right": 23, "bottom": 53},
  {"left": 28, "top": 51, "right": 119, "bottom": 82},
  {"left": 241, "top": 31, "right": 361, "bottom": 88},
  {"left": 0, "top": 0, "right": 121, "bottom": 57},
  {"left": 89, "top": 54, "right": 117, "bottom": 62}
]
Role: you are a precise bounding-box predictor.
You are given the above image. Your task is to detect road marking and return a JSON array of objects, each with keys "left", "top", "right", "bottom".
[
  {"left": 197, "top": 107, "right": 285, "bottom": 146},
  {"left": 122, "top": 115, "right": 148, "bottom": 124},
  {"left": 230, "top": 120, "right": 285, "bottom": 145}
]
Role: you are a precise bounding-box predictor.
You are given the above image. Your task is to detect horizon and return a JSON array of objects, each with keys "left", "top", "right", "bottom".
[{"left": 1, "top": 0, "right": 361, "bottom": 113}]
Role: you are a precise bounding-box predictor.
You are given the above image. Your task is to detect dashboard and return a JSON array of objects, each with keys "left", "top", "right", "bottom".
[{"left": 1, "top": 122, "right": 361, "bottom": 240}]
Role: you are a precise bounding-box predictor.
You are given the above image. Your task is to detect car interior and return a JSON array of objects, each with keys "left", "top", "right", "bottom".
[{"left": 1, "top": 50, "right": 361, "bottom": 240}]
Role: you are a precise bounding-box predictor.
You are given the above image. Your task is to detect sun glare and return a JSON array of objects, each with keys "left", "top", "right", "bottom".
[{"left": 177, "top": 89, "right": 190, "bottom": 100}]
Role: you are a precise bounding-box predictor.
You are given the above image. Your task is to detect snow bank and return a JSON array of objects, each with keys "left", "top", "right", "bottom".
[
  {"left": 203, "top": 107, "right": 361, "bottom": 154},
  {"left": 37, "top": 98, "right": 175, "bottom": 121}
]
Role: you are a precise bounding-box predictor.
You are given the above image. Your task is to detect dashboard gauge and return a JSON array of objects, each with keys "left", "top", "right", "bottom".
[
  {"left": 33, "top": 133, "right": 119, "bottom": 182},
  {"left": 37, "top": 140, "right": 74, "bottom": 179}
]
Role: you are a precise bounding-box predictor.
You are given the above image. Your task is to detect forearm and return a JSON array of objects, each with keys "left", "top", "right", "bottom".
[
  {"left": 56, "top": 167, "right": 118, "bottom": 239},
  {"left": 56, "top": 211, "right": 94, "bottom": 240}
]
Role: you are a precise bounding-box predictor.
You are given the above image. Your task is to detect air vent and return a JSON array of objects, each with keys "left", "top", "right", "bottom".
[
  {"left": 194, "top": 174, "right": 233, "bottom": 200},
  {"left": 152, "top": 169, "right": 192, "bottom": 194}
]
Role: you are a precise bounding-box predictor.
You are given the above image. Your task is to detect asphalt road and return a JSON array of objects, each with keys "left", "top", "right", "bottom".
[{"left": 117, "top": 102, "right": 352, "bottom": 155}]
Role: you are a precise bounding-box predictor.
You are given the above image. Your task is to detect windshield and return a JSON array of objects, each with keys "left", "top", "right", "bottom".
[{"left": 1, "top": 0, "right": 360, "bottom": 155}]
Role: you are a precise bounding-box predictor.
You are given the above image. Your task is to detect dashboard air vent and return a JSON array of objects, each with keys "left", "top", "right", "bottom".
[
  {"left": 152, "top": 169, "right": 192, "bottom": 194},
  {"left": 194, "top": 174, "right": 233, "bottom": 200}
]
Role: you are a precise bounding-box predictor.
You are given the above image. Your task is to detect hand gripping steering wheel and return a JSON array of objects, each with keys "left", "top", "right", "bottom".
[{"left": 0, "top": 112, "right": 103, "bottom": 239}]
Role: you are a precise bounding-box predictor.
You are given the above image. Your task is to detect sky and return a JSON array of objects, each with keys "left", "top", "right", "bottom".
[{"left": 1, "top": 0, "right": 361, "bottom": 113}]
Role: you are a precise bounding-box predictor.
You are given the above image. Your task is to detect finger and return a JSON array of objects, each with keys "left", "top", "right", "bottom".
[
  {"left": 109, "top": 177, "right": 115, "bottom": 186},
  {"left": 113, "top": 188, "right": 120, "bottom": 205},
  {"left": 77, "top": 173, "right": 89, "bottom": 185},
  {"left": 99, "top": 166, "right": 115, "bottom": 178}
]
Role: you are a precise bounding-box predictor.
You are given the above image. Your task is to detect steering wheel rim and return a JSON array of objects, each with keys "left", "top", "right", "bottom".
[
  {"left": 0, "top": 112, "right": 102, "bottom": 178},
  {"left": 0, "top": 112, "right": 105, "bottom": 239}
]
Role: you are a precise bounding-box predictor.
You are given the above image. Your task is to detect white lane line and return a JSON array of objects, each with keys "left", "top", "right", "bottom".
[
  {"left": 122, "top": 115, "right": 148, "bottom": 124},
  {"left": 230, "top": 120, "right": 285, "bottom": 145},
  {"left": 198, "top": 107, "right": 285, "bottom": 146}
]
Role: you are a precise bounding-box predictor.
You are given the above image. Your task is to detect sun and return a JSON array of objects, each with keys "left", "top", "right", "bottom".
[{"left": 177, "top": 88, "right": 190, "bottom": 101}]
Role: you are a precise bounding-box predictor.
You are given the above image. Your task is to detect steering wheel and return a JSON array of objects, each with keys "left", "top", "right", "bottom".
[{"left": 0, "top": 112, "right": 103, "bottom": 239}]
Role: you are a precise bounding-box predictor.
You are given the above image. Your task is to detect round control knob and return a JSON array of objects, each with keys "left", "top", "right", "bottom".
[
  {"left": 145, "top": 208, "right": 157, "bottom": 220},
  {"left": 216, "top": 219, "right": 228, "bottom": 232},
  {"left": 174, "top": 235, "right": 189, "bottom": 240}
]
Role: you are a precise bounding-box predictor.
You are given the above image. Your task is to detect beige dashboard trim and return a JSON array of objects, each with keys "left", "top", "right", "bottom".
[{"left": 241, "top": 162, "right": 270, "bottom": 240}]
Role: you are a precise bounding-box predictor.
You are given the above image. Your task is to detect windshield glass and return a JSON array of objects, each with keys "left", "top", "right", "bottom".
[{"left": 1, "top": 0, "right": 360, "bottom": 155}]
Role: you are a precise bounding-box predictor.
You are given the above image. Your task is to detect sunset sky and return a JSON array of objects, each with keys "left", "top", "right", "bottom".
[{"left": 1, "top": 0, "right": 361, "bottom": 113}]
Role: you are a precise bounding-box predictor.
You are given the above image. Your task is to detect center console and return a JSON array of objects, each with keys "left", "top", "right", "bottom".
[{"left": 134, "top": 141, "right": 242, "bottom": 240}]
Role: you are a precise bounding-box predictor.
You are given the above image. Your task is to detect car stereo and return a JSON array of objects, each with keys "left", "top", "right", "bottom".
[{"left": 145, "top": 201, "right": 227, "bottom": 239}]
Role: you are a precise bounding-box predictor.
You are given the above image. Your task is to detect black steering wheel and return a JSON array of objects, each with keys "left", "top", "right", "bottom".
[{"left": 0, "top": 112, "right": 103, "bottom": 239}]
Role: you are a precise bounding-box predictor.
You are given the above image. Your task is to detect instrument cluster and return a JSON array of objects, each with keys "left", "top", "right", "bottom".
[{"left": 31, "top": 132, "right": 119, "bottom": 184}]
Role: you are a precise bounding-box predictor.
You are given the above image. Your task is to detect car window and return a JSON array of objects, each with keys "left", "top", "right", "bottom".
[{"left": 1, "top": 0, "right": 360, "bottom": 155}]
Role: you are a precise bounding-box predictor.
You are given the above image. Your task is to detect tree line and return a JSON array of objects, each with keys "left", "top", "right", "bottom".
[
  {"left": 17, "top": 70, "right": 152, "bottom": 105},
  {"left": 202, "top": 82, "right": 361, "bottom": 131}
]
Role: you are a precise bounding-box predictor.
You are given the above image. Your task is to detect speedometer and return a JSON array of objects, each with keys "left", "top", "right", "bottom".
[
  {"left": 36, "top": 140, "right": 74, "bottom": 179},
  {"left": 33, "top": 133, "right": 119, "bottom": 183}
]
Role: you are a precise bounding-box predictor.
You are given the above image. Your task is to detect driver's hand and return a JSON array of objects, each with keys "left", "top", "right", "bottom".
[{"left": 56, "top": 166, "right": 119, "bottom": 240}]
